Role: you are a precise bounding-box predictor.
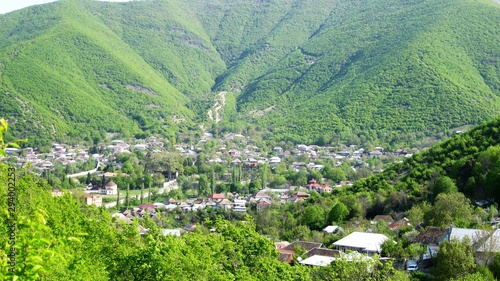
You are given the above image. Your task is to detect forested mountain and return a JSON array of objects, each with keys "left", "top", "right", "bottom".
[
  {"left": 1, "top": 0, "right": 500, "bottom": 146},
  {"left": 352, "top": 115, "right": 500, "bottom": 207}
]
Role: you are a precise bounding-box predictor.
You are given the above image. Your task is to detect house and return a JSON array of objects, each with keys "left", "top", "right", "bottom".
[
  {"left": 275, "top": 241, "right": 290, "bottom": 250},
  {"left": 138, "top": 203, "right": 156, "bottom": 210},
  {"left": 323, "top": 225, "right": 343, "bottom": 234},
  {"left": 278, "top": 241, "right": 324, "bottom": 264},
  {"left": 280, "top": 195, "right": 290, "bottom": 204},
  {"left": 134, "top": 144, "right": 147, "bottom": 150},
  {"left": 161, "top": 229, "right": 181, "bottom": 237},
  {"left": 218, "top": 199, "right": 233, "bottom": 210},
  {"left": 299, "top": 255, "right": 336, "bottom": 267},
  {"left": 305, "top": 179, "right": 331, "bottom": 193},
  {"left": 413, "top": 227, "right": 448, "bottom": 259},
  {"left": 209, "top": 193, "right": 225, "bottom": 200},
  {"left": 446, "top": 228, "right": 483, "bottom": 243},
  {"left": 233, "top": 206, "right": 247, "bottom": 212},
  {"left": 85, "top": 194, "right": 102, "bottom": 207},
  {"left": 299, "top": 248, "right": 342, "bottom": 267},
  {"left": 371, "top": 215, "right": 394, "bottom": 225},
  {"left": 111, "top": 213, "right": 133, "bottom": 224},
  {"left": 476, "top": 229, "right": 500, "bottom": 265},
  {"left": 257, "top": 201, "right": 271, "bottom": 211},
  {"left": 104, "top": 181, "right": 118, "bottom": 195},
  {"left": 246, "top": 158, "right": 259, "bottom": 167},
  {"left": 296, "top": 191, "right": 310, "bottom": 199},
  {"left": 278, "top": 250, "right": 295, "bottom": 263},
  {"left": 332, "top": 232, "right": 389, "bottom": 255},
  {"left": 255, "top": 191, "right": 271, "bottom": 201},
  {"left": 51, "top": 189, "right": 63, "bottom": 197},
  {"left": 269, "top": 156, "right": 281, "bottom": 165},
  {"left": 389, "top": 217, "right": 411, "bottom": 231}
]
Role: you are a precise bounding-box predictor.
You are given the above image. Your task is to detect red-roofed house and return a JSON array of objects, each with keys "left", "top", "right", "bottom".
[
  {"left": 209, "top": 193, "right": 225, "bottom": 200},
  {"left": 257, "top": 201, "right": 271, "bottom": 211},
  {"left": 138, "top": 203, "right": 156, "bottom": 210},
  {"left": 305, "top": 179, "right": 332, "bottom": 193}
]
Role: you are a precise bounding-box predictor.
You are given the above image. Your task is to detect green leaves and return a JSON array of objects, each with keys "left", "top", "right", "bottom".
[{"left": 0, "top": 118, "right": 27, "bottom": 156}]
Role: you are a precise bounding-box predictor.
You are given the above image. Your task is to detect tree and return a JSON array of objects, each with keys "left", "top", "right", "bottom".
[
  {"left": 140, "top": 182, "right": 144, "bottom": 204},
  {"left": 210, "top": 169, "right": 216, "bottom": 194},
  {"left": 407, "top": 202, "right": 432, "bottom": 226},
  {"left": 260, "top": 164, "right": 269, "bottom": 188},
  {"left": 248, "top": 180, "right": 261, "bottom": 195},
  {"left": 302, "top": 206, "right": 325, "bottom": 230},
  {"left": 0, "top": 118, "right": 26, "bottom": 156},
  {"left": 198, "top": 174, "right": 209, "bottom": 196},
  {"left": 125, "top": 183, "right": 130, "bottom": 209},
  {"left": 425, "top": 192, "right": 474, "bottom": 228},
  {"left": 312, "top": 254, "right": 410, "bottom": 281},
  {"left": 86, "top": 172, "right": 91, "bottom": 185},
  {"left": 433, "top": 176, "right": 458, "bottom": 199},
  {"left": 433, "top": 238, "right": 476, "bottom": 280},
  {"left": 450, "top": 272, "right": 491, "bottom": 281},
  {"left": 328, "top": 202, "right": 349, "bottom": 224},
  {"left": 116, "top": 189, "right": 121, "bottom": 210}
]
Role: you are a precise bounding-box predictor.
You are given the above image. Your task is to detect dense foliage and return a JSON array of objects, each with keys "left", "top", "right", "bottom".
[
  {"left": 0, "top": 0, "right": 499, "bottom": 147},
  {"left": 352, "top": 116, "right": 500, "bottom": 204}
]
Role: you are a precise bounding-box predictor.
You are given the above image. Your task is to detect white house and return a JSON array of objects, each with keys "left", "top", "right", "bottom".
[
  {"left": 105, "top": 181, "right": 118, "bottom": 195},
  {"left": 323, "top": 225, "right": 342, "bottom": 234},
  {"left": 332, "top": 232, "right": 389, "bottom": 255}
]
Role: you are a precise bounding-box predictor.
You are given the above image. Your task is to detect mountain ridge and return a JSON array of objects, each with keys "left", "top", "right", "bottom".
[{"left": 0, "top": 0, "right": 499, "bottom": 147}]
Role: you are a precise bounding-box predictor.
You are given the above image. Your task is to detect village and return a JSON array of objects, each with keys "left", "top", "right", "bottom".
[{"left": 9, "top": 132, "right": 498, "bottom": 271}]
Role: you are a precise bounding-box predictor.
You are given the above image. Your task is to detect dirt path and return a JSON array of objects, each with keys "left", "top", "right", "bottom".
[{"left": 207, "top": 91, "right": 227, "bottom": 123}]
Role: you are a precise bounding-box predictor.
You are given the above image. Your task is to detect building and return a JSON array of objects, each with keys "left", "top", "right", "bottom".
[
  {"left": 85, "top": 194, "right": 102, "bottom": 207},
  {"left": 257, "top": 201, "right": 271, "bottom": 211},
  {"left": 105, "top": 181, "right": 118, "bottom": 195},
  {"left": 332, "top": 232, "right": 389, "bottom": 255}
]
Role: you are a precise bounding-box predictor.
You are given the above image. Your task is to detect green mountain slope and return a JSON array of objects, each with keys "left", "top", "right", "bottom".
[
  {"left": 0, "top": 0, "right": 499, "bottom": 146},
  {"left": 220, "top": 0, "right": 500, "bottom": 145},
  {"left": 352, "top": 115, "right": 500, "bottom": 205},
  {"left": 0, "top": 0, "right": 193, "bottom": 146}
]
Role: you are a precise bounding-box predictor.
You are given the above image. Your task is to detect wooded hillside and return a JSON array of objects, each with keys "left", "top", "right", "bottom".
[{"left": 0, "top": 0, "right": 499, "bottom": 146}]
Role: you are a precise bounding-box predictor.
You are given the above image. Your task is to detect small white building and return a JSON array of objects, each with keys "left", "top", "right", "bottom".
[
  {"left": 105, "top": 181, "right": 118, "bottom": 195},
  {"left": 323, "top": 225, "right": 342, "bottom": 234}
]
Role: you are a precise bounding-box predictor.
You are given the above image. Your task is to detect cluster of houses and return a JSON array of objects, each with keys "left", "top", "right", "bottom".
[
  {"left": 275, "top": 231, "right": 391, "bottom": 267},
  {"left": 175, "top": 132, "right": 416, "bottom": 174},
  {"left": 273, "top": 225, "right": 500, "bottom": 268},
  {"left": 413, "top": 227, "right": 500, "bottom": 263},
  {"left": 4, "top": 143, "right": 92, "bottom": 170},
  {"left": 1, "top": 136, "right": 166, "bottom": 173}
]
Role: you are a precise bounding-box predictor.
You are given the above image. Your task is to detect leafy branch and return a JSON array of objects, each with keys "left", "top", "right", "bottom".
[{"left": 0, "top": 118, "right": 27, "bottom": 157}]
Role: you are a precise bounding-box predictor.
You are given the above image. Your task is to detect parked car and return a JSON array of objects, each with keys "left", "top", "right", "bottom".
[{"left": 406, "top": 260, "right": 418, "bottom": 271}]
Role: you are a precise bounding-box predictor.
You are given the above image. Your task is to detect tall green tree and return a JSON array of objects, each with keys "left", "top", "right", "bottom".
[
  {"left": 433, "top": 176, "right": 458, "bottom": 199},
  {"left": 433, "top": 238, "right": 476, "bottom": 280},
  {"left": 328, "top": 202, "right": 349, "bottom": 224},
  {"left": 425, "top": 192, "right": 474, "bottom": 228},
  {"left": 125, "top": 183, "right": 130, "bottom": 209},
  {"left": 302, "top": 205, "right": 325, "bottom": 230}
]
